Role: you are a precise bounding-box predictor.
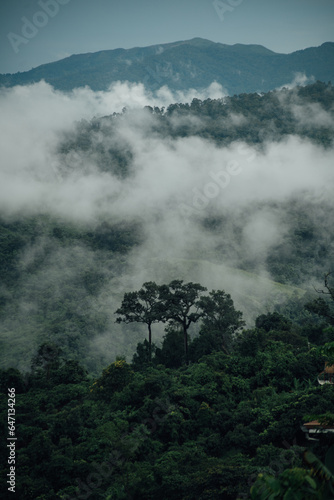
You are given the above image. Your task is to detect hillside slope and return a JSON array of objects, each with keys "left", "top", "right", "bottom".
[{"left": 0, "top": 38, "right": 333, "bottom": 95}]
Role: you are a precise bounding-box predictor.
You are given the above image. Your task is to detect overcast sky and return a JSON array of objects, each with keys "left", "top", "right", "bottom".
[{"left": 0, "top": 0, "right": 333, "bottom": 74}]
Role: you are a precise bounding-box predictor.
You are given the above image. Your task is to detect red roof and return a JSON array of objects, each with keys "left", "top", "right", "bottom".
[
  {"left": 303, "top": 420, "right": 334, "bottom": 429},
  {"left": 324, "top": 363, "right": 334, "bottom": 374}
]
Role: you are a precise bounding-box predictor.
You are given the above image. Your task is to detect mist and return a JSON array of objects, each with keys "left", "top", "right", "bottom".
[{"left": 1, "top": 79, "right": 333, "bottom": 371}]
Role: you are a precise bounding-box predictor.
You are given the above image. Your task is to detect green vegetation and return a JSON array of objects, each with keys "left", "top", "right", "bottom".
[
  {"left": 0, "top": 215, "right": 144, "bottom": 373},
  {"left": 63, "top": 81, "right": 334, "bottom": 153},
  {"left": 1, "top": 277, "right": 334, "bottom": 498},
  {"left": 1, "top": 82, "right": 334, "bottom": 373},
  {"left": 1, "top": 81, "right": 334, "bottom": 497}
]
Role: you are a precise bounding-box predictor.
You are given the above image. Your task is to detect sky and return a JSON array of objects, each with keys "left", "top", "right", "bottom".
[{"left": 0, "top": 0, "right": 333, "bottom": 74}]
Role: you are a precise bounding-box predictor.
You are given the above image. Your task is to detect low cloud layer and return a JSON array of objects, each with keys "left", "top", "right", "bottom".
[
  {"left": 1, "top": 79, "right": 334, "bottom": 368},
  {"left": 1, "top": 81, "right": 333, "bottom": 223}
]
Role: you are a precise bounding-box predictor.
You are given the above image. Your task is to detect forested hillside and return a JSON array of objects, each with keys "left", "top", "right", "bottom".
[
  {"left": 0, "top": 38, "right": 333, "bottom": 95},
  {"left": 1, "top": 81, "right": 334, "bottom": 372},
  {"left": 0, "top": 279, "right": 334, "bottom": 498},
  {"left": 1, "top": 80, "right": 334, "bottom": 498}
]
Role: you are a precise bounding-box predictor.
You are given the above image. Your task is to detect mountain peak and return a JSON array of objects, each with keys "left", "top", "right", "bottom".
[{"left": 0, "top": 39, "right": 333, "bottom": 96}]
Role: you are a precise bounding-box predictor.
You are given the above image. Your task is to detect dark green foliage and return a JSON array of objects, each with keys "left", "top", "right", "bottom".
[
  {"left": 253, "top": 312, "right": 308, "bottom": 349},
  {"left": 132, "top": 339, "right": 158, "bottom": 370},
  {"left": 115, "top": 282, "right": 164, "bottom": 359},
  {"left": 256, "top": 312, "right": 292, "bottom": 332},
  {"left": 0, "top": 368, "right": 27, "bottom": 394},
  {"left": 91, "top": 357, "right": 134, "bottom": 397},
  {"left": 155, "top": 327, "right": 187, "bottom": 368},
  {"left": 159, "top": 280, "right": 207, "bottom": 360},
  {"left": 89, "top": 220, "right": 143, "bottom": 252},
  {"left": 235, "top": 328, "right": 269, "bottom": 357},
  {"left": 307, "top": 297, "right": 334, "bottom": 322},
  {"left": 1, "top": 318, "right": 334, "bottom": 500},
  {"left": 1, "top": 335, "right": 333, "bottom": 499},
  {"left": 251, "top": 450, "right": 334, "bottom": 499},
  {"left": 198, "top": 290, "right": 245, "bottom": 354},
  {"left": 28, "top": 343, "right": 88, "bottom": 389},
  {"left": 30, "top": 342, "right": 63, "bottom": 372},
  {"left": 123, "top": 282, "right": 244, "bottom": 365}
]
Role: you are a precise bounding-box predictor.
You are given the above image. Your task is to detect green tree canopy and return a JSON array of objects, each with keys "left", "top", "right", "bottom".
[
  {"left": 159, "top": 280, "right": 207, "bottom": 361},
  {"left": 305, "top": 272, "right": 334, "bottom": 326},
  {"left": 198, "top": 290, "right": 245, "bottom": 354},
  {"left": 115, "top": 281, "right": 164, "bottom": 359}
]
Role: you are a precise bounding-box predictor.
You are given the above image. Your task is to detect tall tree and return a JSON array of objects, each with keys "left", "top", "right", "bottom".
[
  {"left": 306, "top": 271, "right": 334, "bottom": 325},
  {"left": 199, "top": 290, "right": 245, "bottom": 354},
  {"left": 115, "top": 281, "right": 163, "bottom": 359},
  {"left": 159, "top": 280, "right": 207, "bottom": 361}
]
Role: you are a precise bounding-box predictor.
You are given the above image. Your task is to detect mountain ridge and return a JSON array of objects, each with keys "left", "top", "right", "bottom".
[{"left": 0, "top": 38, "right": 333, "bottom": 96}]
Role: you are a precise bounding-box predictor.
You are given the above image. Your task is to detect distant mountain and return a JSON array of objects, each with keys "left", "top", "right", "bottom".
[{"left": 0, "top": 38, "right": 333, "bottom": 95}]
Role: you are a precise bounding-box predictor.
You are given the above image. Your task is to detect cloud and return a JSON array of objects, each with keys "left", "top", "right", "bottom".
[
  {"left": 155, "top": 81, "right": 227, "bottom": 104},
  {"left": 277, "top": 72, "right": 314, "bottom": 90},
  {"left": 1, "top": 80, "right": 333, "bottom": 240},
  {"left": 1, "top": 79, "right": 334, "bottom": 368},
  {"left": 292, "top": 102, "right": 334, "bottom": 128}
]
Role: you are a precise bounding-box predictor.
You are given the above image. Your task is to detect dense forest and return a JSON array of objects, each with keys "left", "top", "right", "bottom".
[
  {"left": 1, "top": 81, "right": 334, "bottom": 498},
  {"left": 0, "top": 277, "right": 334, "bottom": 499}
]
